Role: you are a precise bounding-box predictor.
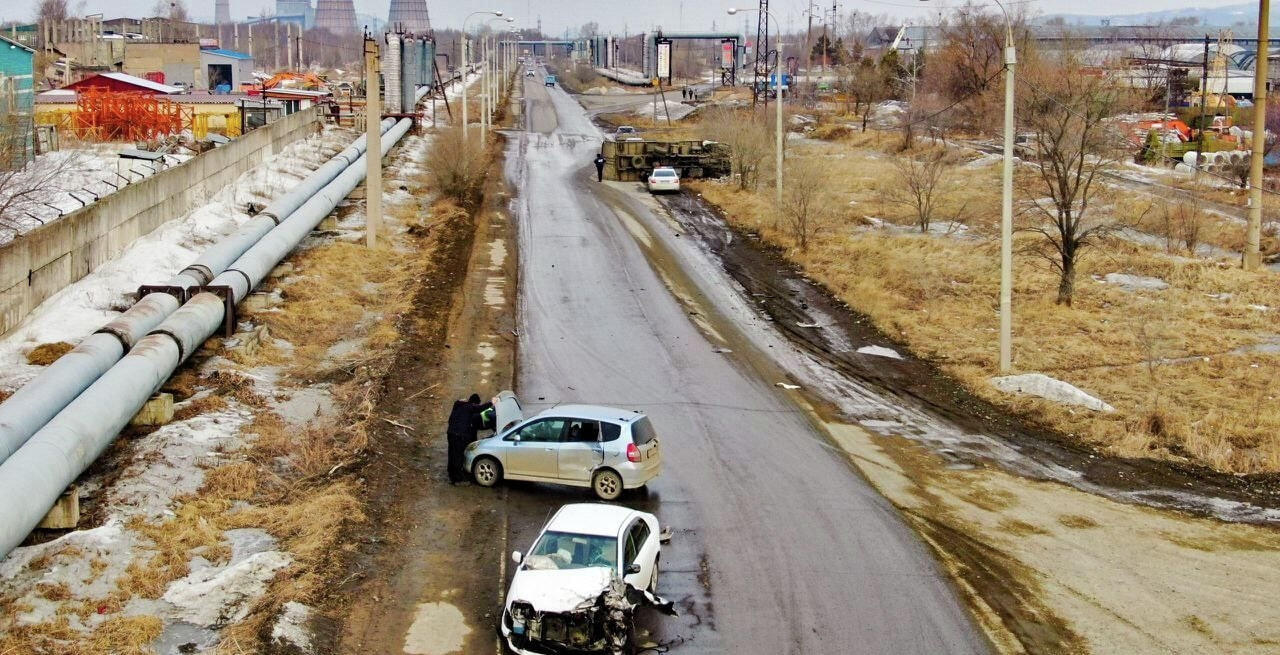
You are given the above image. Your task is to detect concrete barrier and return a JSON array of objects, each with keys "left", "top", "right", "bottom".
[{"left": 0, "top": 108, "right": 320, "bottom": 337}]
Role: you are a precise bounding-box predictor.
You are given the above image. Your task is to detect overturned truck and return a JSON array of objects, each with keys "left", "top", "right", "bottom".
[
  {"left": 505, "top": 578, "right": 676, "bottom": 655},
  {"left": 601, "top": 138, "right": 731, "bottom": 182}
]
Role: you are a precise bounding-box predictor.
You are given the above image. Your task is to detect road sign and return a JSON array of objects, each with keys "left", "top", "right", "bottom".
[
  {"left": 720, "top": 40, "right": 734, "bottom": 69},
  {"left": 656, "top": 39, "right": 672, "bottom": 81}
]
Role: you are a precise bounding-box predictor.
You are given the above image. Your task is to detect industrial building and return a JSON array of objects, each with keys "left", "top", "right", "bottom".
[{"left": 201, "top": 49, "right": 255, "bottom": 92}]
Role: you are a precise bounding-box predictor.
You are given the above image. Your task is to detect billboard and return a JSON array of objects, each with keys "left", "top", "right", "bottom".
[
  {"left": 720, "top": 40, "right": 734, "bottom": 69},
  {"left": 656, "top": 39, "right": 672, "bottom": 81}
]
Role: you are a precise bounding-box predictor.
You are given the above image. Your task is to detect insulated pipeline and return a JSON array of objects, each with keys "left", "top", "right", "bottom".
[
  {"left": 0, "top": 120, "right": 396, "bottom": 466},
  {"left": 0, "top": 118, "right": 414, "bottom": 558}
]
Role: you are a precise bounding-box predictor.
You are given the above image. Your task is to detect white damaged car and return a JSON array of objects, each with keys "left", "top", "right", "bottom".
[{"left": 502, "top": 503, "right": 674, "bottom": 655}]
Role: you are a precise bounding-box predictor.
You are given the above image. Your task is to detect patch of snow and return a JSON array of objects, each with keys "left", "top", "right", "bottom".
[
  {"left": 270, "top": 601, "right": 315, "bottom": 653},
  {"left": 1247, "top": 304, "right": 1270, "bottom": 312},
  {"left": 991, "top": 373, "right": 1115, "bottom": 412},
  {"left": 963, "top": 152, "right": 1002, "bottom": 169},
  {"left": 162, "top": 550, "right": 293, "bottom": 627},
  {"left": 857, "top": 345, "right": 903, "bottom": 360},
  {"left": 1102, "top": 272, "right": 1169, "bottom": 291},
  {"left": 632, "top": 101, "right": 697, "bottom": 121}
]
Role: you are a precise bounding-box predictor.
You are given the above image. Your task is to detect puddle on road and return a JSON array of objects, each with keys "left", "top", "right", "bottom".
[
  {"left": 488, "top": 238, "right": 507, "bottom": 270},
  {"left": 403, "top": 601, "right": 471, "bottom": 655},
  {"left": 484, "top": 276, "right": 506, "bottom": 307}
]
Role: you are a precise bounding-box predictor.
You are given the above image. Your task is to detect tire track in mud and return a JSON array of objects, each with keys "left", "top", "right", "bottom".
[{"left": 656, "top": 191, "right": 1280, "bottom": 525}]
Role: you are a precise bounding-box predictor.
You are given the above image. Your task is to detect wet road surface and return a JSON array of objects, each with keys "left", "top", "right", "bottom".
[{"left": 498, "top": 70, "right": 988, "bottom": 654}]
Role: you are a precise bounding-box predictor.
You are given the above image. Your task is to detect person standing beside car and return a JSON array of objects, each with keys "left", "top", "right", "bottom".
[{"left": 446, "top": 393, "right": 492, "bottom": 484}]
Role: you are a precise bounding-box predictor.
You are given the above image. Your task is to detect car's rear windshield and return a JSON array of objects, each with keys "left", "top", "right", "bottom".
[
  {"left": 653, "top": 170, "right": 677, "bottom": 177},
  {"left": 525, "top": 531, "right": 617, "bottom": 570},
  {"left": 631, "top": 416, "right": 657, "bottom": 445}
]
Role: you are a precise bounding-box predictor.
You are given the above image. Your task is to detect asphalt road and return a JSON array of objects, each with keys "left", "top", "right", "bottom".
[{"left": 498, "top": 71, "right": 989, "bottom": 653}]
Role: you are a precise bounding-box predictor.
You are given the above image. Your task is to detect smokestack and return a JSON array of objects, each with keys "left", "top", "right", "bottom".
[
  {"left": 387, "top": 0, "right": 430, "bottom": 34},
  {"left": 215, "top": 0, "right": 231, "bottom": 24},
  {"left": 314, "top": 0, "right": 357, "bottom": 34}
]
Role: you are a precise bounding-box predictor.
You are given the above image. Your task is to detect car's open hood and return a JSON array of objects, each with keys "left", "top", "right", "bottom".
[{"left": 506, "top": 567, "right": 613, "bottom": 613}]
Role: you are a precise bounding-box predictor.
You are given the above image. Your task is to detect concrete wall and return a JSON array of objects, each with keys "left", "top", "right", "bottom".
[
  {"left": 0, "top": 107, "right": 320, "bottom": 337},
  {"left": 124, "top": 43, "right": 203, "bottom": 88}
]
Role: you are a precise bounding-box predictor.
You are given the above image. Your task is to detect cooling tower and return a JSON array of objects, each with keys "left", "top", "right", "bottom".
[
  {"left": 387, "top": 0, "right": 430, "bottom": 34},
  {"left": 214, "top": 0, "right": 231, "bottom": 24},
  {"left": 314, "top": 0, "right": 357, "bottom": 34}
]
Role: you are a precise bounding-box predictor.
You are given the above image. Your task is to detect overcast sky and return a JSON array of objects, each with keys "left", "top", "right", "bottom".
[{"left": 2, "top": 0, "right": 1258, "bottom": 34}]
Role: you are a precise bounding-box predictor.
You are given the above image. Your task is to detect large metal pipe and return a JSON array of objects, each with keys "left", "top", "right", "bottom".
[
  {"left": 213, "top": 119, "right": 414, "bottom": 302},
  {"left": 0, "top": 118, "right": 413, "bottom": 558},
  {"left": 0, "top": 120, "right": 396, "bottom": 465}
]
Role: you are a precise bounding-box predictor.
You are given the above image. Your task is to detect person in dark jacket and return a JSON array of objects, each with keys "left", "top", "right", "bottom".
[
  {"left": 594, "top": 153, "right": 607, "bottom": 182},
  {"left": 447, "top": 393, "right": 493, "bottom": 484}
]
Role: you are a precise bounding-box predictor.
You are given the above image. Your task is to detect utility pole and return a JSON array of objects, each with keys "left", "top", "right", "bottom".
[
  {"left": 364, "top": 36, "right": 382, "bottom": 249},
  {"left": 287, "top": 23, "right": 294, "bottom": 69},
  {"left": 1245, "top": 0, "right": 1269, "bottom": 271},
  {"left": 1194, "top": 36, "right": 1209, "bottom": 188}
]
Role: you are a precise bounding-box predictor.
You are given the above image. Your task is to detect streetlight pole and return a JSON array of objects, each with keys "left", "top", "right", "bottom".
[
  {"left": 462, "top": 10, "right": 503, "bottom": 143},
  {"left": 1245, "top": 0, "right": 1269, "bottom": 271},
  {"left": 729, "top": 7, "right": 784, "bottom": 206},
  {"left": 916, "top": 0, "right": 1013, "bottom": 371},
  {"left": 996, "top": 1, "right": 1015, "bottom": 374}
]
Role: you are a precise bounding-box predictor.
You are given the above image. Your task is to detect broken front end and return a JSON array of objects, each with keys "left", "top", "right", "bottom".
[{"left": 505, "top": 579, "right": 675, "bottom": 655}]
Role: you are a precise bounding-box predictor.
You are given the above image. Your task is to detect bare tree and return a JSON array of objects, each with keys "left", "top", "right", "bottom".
[
  {"left": 426, "top": 125, "right": 488, "bottom": 208},
  {"left": 35, "top": 0, "right": 69, "bottom": 21},
  {"left": 152, "top": 0, "right": 188, "bottom": 22},
  {"left": 703, "top": 107, "right": 772, "bottom": 191},
  {"left": 0, "top": 137, "right": 85, "bottom": 240},
  {"left": 887, "top": 148, "right": 964, "bottom": 233},
  {"left": 1019, "top": 50, "right": 1134, "bottom": 305},
  {"left": 780, "top": 157, "right": 834, "bottom": 252}
]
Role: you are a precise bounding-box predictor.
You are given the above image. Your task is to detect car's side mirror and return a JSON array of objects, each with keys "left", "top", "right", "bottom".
[
  {"left": 625, "top": 563, "right": 641, "bottom": 574},
  {"left": 512, "top": 551, "right": 523, "bottom": 564}
]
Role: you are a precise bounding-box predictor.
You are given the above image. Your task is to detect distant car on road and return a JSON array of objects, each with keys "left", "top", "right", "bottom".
[
  {"left": 465, "top": 395, "right": 662, "bottom": 500},
  {"left": 646, "top": 167, "right": 680, "bottom": 193},
  {"left": 502, "top": 503, "right": 666, "bottom": 655},
  {"left": 525, "top": 69, "right": 536, "bottom": 77},
  {"left": 615, "top": 125, "right": 638, "bottom": 137},
  {"left": 544, "top": 74, "right": 557, "bottom": 87}
]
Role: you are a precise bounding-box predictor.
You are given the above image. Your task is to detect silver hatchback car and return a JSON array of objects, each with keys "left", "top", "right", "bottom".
[{"left": 464, "top": 394, "right": 662, "bottom": 500}]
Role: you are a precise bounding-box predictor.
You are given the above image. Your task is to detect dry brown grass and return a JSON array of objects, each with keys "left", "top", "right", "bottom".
[
  {"left": 26, "top": 341, "right": 74, "bottom": 365},
  {"left": 201, "top": 462, "right": 261, "bottom": 501},
  {"left": 35, "top": 581, "right": 72, "bottom": 601},
  {"left": 692, "top": 140, "right": 1280, "bottom": 474},
  {"left": 251, "top": 241, "right": 412, "bottom": 375},
  {"left": 88, "top": 615, "right": 164, "bottom": 654},
  {"left": 173, "top": 393, "right": 229, "bottom": 422},
  {"left": 123, "top": 499, "right": 232, "bottom": 599}
]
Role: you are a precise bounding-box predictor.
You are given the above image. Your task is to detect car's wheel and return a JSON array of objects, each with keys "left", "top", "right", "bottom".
[
  {"left": 648, "top": 558, "right": 660, "bottom": 594},
  {"left": 592, "top": 469, "right": 623, "bottom": 501},
  {"left": 472, "top": 456, "right": 503, "bottom": 487}
]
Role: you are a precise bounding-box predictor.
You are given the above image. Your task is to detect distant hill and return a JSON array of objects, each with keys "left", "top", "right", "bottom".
[{"left": 1040, "top": 2, "right": 1257, "bottom": 28}]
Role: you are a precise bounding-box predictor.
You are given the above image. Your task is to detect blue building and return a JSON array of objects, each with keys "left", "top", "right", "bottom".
[{"left": 0, "top": 34, "right": 35, "bottom": 169}]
